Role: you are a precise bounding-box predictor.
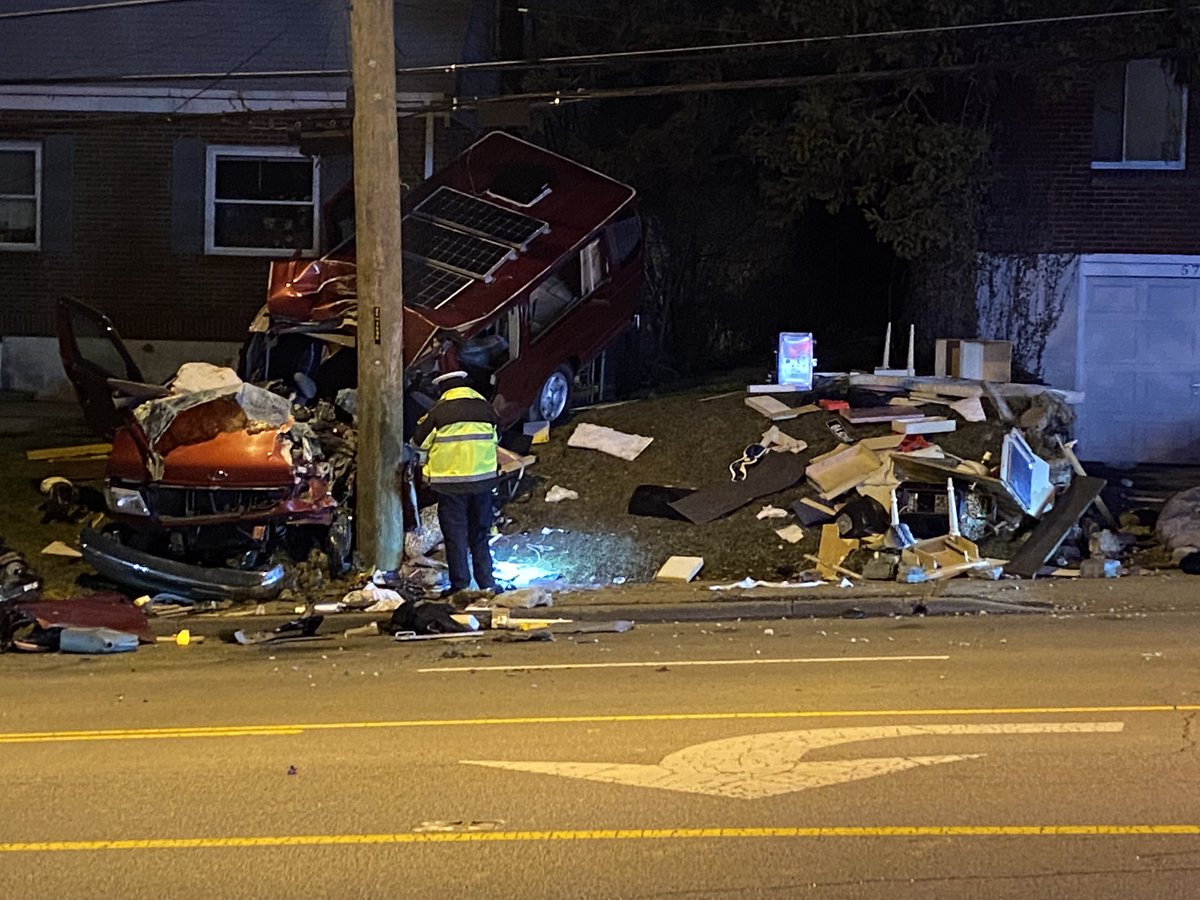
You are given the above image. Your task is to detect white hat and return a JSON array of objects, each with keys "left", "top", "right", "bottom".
[{"left": 431, "top": 370, "right": 469, "bottom": 386}]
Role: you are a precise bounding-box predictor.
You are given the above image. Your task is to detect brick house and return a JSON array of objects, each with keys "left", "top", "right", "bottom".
[
  {"left": 0, "top": 0, "right": 497, "bottom": 396},
  {"left": 978, "top": 57, "right": 1200, "bottom": 463}
]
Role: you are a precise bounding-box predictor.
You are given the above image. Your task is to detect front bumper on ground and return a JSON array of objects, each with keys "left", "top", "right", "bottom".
[{"left": 79, "top": 527, "right": 287, "bottom": 602}]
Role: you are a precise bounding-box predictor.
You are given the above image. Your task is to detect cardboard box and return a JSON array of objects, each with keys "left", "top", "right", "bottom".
[{"left": 934, "top": 339, "right": 1012, "bottom": 383}]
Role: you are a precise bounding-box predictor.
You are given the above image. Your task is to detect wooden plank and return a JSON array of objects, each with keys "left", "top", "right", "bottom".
[
  {"left": 839, "top": 406, "right": 925, "bottom": 424},
  {"left": 655, "top": 556, "right": 704, "bottom": 583},
  {"left": 745, "top": 395, "right": 799, "bottom": 421},
  {"left": 807, "top": 443, "right": 883, "bottom": 499},
  {"left": 1057, "top": 438, "right": 1119, "bottom": 530},
  {"left": 892, "top": 417, "right": 956, "bottom": 435},
  {"left": 26, "top": 443, "right": 112, "bottom": 461},
  {"left": 498, "top": 447, "right": 536, "bottom": 475},
  {"left": 982, "top": 381, "right": 1015, "bottom": 424},
  {"left": 1004, "top": 476, "right": 1106, "bottom": 579},
  {"left": 860, "top": 434, "right": 905, "bottom": 452}
]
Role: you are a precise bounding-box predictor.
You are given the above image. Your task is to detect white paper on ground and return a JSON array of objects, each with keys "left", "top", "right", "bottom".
[
  {"left": 774, "top": 524, "right": 805, "bottom": 543},
  {"left": 759, "top": 425, "right": 807, "bottom": 454},
  {"left": 756, "top": 505, "right": 789, "bottom": 519},
  {"left": 567, "top": 423, "right": 653, "bottom": 461}
]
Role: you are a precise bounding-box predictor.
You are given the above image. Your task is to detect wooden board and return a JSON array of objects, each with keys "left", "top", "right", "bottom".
[
  {"left": 26, "top": 443, "right": 112, "bottom": 461},
  {"left": 745, "top": 395, "right": 799, "bottom": 421},
  {"left": 498, "top": 447, "right": 536, "bottom": 475},
  {"left": 1003, "top": 476, "right": 1106, "bottom": 579},
  {"left": 655, "top": 556, "right": 704, "bottom": 583},
  {"left": 806, "top": 443, "right": 882, "bottom": 499},
  {"left": 669, "top": 451, "right": 807, "bottom": 525},
  {"left": 892, "top": 417, "right": 956, "bottom": 435},
  {"left": 839, "top": 406, "right": 925, "bottom": 424}
]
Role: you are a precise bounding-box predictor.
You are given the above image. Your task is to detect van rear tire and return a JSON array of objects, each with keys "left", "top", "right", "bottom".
[{"left": 528, "top": 365, "right": 573, "bottom": 423}]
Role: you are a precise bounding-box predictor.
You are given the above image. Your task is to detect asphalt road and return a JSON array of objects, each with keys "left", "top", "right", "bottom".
[{"left": 0, "top": 609, "right": 1198, "bottom": 898}]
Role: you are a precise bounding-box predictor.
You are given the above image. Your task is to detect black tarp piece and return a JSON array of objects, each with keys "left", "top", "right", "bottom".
[
  {"left": 1004, "top": 476, "right": 1106, "bottom": 578},
  {"left": 669, "top": 451, "right": 808, "bottom": 525},
  {"left": 627, "top": 484, "right": 695, "bottom": 520}
]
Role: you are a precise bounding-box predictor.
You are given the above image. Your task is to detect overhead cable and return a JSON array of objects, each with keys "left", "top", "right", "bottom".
[
  {"left": 394, "top": 5, "right": 1180, "bottom": 74},
  {"left": 0, "top": 0, "right": 200, "bottom": 20}
]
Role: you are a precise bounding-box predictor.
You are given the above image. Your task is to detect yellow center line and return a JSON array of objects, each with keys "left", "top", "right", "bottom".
[
  {"left": 2, "top": 825, "right": 1199, "bottom": 853},
  {"left": 0, "top": 705, "right": 1196, "bottom": 745}
]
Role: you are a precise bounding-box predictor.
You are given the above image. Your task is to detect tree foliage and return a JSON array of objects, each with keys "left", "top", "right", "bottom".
[{"left": 522, "top": 0, "right": 1195, "bottom": 376}]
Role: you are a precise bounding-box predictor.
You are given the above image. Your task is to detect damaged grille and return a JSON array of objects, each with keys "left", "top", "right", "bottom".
[{"left": 118, "top": 483, "right": 291, "bottom": 522}]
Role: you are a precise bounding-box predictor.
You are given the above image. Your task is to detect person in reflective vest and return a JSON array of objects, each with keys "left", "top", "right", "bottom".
[{"left": 412, "top": 371, "right": 500, "bottom": 594}]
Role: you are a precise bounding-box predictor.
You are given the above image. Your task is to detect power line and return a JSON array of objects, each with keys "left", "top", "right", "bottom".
[
  {"left": 444, "top": 50, "right": 1117, "bottom": 111},
  {"left": 168, "top": 24, "right": 290, "bottom": 114},
  {"left": 0, "top": 0, "right": 200, "bottom": 19},
  {"left": 397, "top": 5, "right": 1180, "bottom": 75},
  {"left": 2, "top": 42, "right": 1139, "bottom": 129},
  {"left": 0, "top": 4, "right": 1181, "bottom": 90}
]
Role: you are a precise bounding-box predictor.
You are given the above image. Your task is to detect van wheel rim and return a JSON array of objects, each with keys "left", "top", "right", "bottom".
[{"left": 539, "top": 372, "right": 569, "bottom": 421}]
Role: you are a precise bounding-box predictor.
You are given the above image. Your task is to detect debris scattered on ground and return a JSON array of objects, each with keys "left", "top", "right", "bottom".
[
  {"left": 545, "top": 485, "right": 579, "bottom": 503},
  {"left": 233, "top": 615, "right": 326, "bottom": 646},
  {"left": 567, "top": 422, "right": 653, "bottom": 460},
  {"left": 774, "top": 524, "right": 805, "bottom": 544},
  {"left": 40, "top": 541, "right": 83, "bottom": 558},
  {"left": 1, "top": 592, "right": 152, "bottom": 653},
  {"left": 655, "top": 556, "right": 704, "bottom": 583},
  {"left": 27, "top": 315, "right": 1194, "bottom": 603},
  {"left": 708, "top": 577, "right": 823, "bottom": 590},
  {"left": 59, "top": 626, "right": 138, "bottom": 654},
  {"left": 745, "top": 395, "right": 800, "bottom": 421}
]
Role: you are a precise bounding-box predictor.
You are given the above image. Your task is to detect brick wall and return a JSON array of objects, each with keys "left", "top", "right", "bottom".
[
  {"left": 0, "top": 112, "right": 461, "bottom": 342},
  {"left": 983, "top": 74, "right": 1200, "bottom": 255}
]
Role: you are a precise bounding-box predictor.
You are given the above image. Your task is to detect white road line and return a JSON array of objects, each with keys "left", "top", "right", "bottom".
[{"left": 418, "top": 654, "right": 950, "bottom": 674}]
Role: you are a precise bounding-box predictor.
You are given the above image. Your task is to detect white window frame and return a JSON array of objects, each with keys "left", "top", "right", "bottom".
[
  {"left": 1092, "top": 60, "right": 1188, "bottom": 172},
  {"left": 204, "top": 145, "right": 319, "bottom": 256},
  {"left": 0, "top": 140, "right": 41, "bottom": 252}
]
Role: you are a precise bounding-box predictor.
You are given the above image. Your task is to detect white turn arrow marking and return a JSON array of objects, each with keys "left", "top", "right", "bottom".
[{"left": 462, "top": 722, "right": 1124, "bottom": 799}]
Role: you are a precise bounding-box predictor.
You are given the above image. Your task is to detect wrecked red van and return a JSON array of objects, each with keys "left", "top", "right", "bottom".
[{"left": 248, "top": 131, "right": 644, "bottom": 426}]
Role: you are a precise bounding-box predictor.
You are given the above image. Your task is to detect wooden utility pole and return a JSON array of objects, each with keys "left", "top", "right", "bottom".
[{"left": 350, "top": 0, "right": 405, "bottom": 570}]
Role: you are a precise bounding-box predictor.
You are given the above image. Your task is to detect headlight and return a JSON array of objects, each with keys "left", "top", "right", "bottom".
[{"left": 106, "top": 486, "right": 150, "bottom": 517}]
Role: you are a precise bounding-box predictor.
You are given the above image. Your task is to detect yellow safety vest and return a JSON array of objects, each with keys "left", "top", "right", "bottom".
[{"left": 418, "top": 386, "right": 499, "bottom": 486}]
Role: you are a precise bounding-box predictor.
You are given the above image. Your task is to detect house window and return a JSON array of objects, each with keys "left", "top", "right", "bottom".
[
  {"left": 205, "top": 146, "right": 319, "bottom": 255},
  {"left": 0, "top": 141, "right": 40, "bottom": 250},
  {"left": 1092, "top": 59, "right": 1187, "bottom": 170}
]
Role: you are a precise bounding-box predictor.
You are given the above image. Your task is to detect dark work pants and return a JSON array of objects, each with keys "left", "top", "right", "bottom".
[{"left": 436, "top": 489, "right": 496, "bottom": 592}]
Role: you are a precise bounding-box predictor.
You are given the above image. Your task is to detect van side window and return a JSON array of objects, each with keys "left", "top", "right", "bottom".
[
  {"left": 581, "top": 238, "right": 603, "bottom": 293},
  {"left": 530, "top": 255, "right": 582, "bottom": 339},
  {"left": 610, "top": 209, "right": 642, "bottom": 264},
  {"left": 460, "top": 305, "right": 520, "bottom": 371}
]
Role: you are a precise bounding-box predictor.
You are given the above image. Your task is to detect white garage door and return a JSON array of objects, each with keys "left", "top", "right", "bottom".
[{"left": 1077, "top": 261, "right": 1200, "bottom": 464}]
